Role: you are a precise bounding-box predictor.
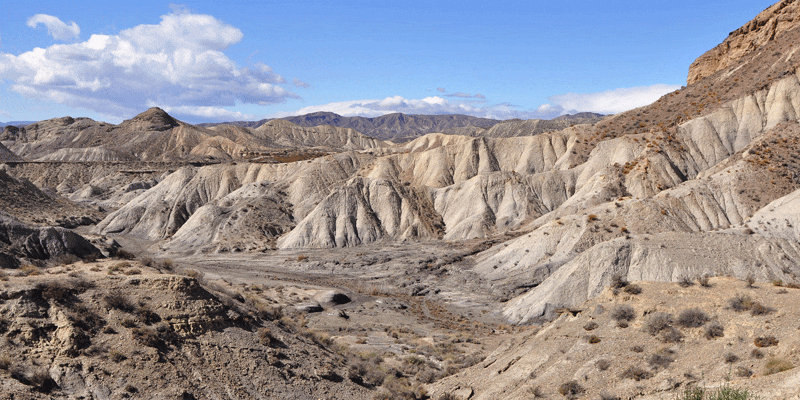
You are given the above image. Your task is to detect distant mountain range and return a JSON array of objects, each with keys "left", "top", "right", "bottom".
[
  {"left": 202, "top": 112, "right": 604, "bottom": 141},
  {"left": 0, "top": 121, "right": 35, "bottom": 128}
]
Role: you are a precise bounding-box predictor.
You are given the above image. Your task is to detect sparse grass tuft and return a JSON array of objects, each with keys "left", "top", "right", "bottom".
[
  {"left": 724, "top": 353, "right": 739, "bottom": 364},
  {"left": 583, "top": 321, "right": 598, "bottom": 331},
  {"left": 764, "top": 358, "right": 794, "bottom": 375},
  {"left": 751, "top": 349, "right": 765, "bottom": 359},
  {"left": 678, "top": 275, "right": 694, "bottom": 287}
]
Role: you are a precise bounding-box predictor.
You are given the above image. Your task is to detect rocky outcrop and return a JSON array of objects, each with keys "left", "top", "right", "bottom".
[
  {"left": 0, "top": 212, "right": 102, "bottom": 262},
  {"left": 687, "top": 0, "right": 800, "bottom": 84}
]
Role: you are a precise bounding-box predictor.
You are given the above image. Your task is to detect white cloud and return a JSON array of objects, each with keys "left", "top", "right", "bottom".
[
  {"left": 543, "top": 84, "right": 681, "bottom": 116},
  {"left": 27, "top": 14, "right": 80, "bottom": 41},
  {"left": 2, "top": 11, "right": 297, "bottom": 121},
  {"left": 271, "top": 96, "right": 535, "bottom": 120},
  {"left": 272, "top": 83, "right": 680, "bottom": 121},
  {"left": 159, "top": 105, "right": 257, "bottom": 121}
]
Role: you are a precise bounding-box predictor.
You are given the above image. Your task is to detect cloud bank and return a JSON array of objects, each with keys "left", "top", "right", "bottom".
[
  {"left": 273, "top": 84, "right": 680, "bottom": 120},
  {"left": 27, "top": 14, "right": 80, "bottom": 41},
  {"left": 1, "top": 12, "right": 297, "bottom": 121}
]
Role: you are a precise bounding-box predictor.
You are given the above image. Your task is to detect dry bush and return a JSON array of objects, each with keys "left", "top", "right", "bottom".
[
  {"left": 256, "top": 328, "right": 276, "bottom": 347},
  {"left": 600, "top": 394, "right": 621, "bottom": 400},
  {"left": 773, "top": 279, "right": 784, "bottom": 287},
  {"left": 0, "top": 355, "right": 10, "bottom": 370},
  {"left": 660, "top": 326, "right": 684, "bottom": 343},
  {"left": 528, "top": 386, "right": 546, "bottom": 398},
  {"left": 611, "top": 274, "right": 629, "bottom": 289},
  {"left": 787, "top": 281, "right": 800, "bottom": 289},
  {"left": 678, "top": 275, "right": 694, "bottom": 287},
  {"left": 348, "top": 359, "right": 386, "bottom": 387},
  {"left": 596, "top": 359, "right": 611, "bottom": 371},
  {"left": 558, "top": 380, "right": 585, "bottom": 397},
  {"left": 587, "top": 214, "right": 599, "bottom": 222},
  {"left": 704, "top": 321, "right": 724, "bottom": 339},
  {"left": 750, "top": 302, "right": 774, "bottom": 316},
  {"left": 623, "top": 284, "right": 642, "bottom": 295},
  {"left": 735, "top": 366, "right": 753, "bottom": 378},
  {"left": 648, "top": 353, "right": 674, "bottom": 370},
  {"left": 437, "top": 394, "right": 459, "bottom": 400},
  {"left": 123, "top": 268, "right": 141, "bottom": 276},
  {"left": 631, "top": 345, "right": 644, "bottom": 353},
  {"left": 115, "top": 249, "right": 136, "bottom": 260},
  {"left": 136, "top": 306, "right": 161, "bottom": 325},
  {"left": 698, "top": 275, "right": 712, "bottom": 287},
  {"left": 611, "top": 305, "right": 636, "bottom": 322},
  {"left": 121, "top": 318, "right": 137, "bottom": 328},
  {"left": 728, "top": 294, "right": 753, "bottom": 312},
  {"left": 160, "top": 259, "right": 174, "bottom": 270},
  {"left": 644, "top": 312, "right": 673, "bottom": 335},
  {"left": 764, "top": 358, "right": 794, "bottom": 375},
  {"left": 377, "top": 376, "right": 427, "bottom": 400},
  {"left": 676, "top": 308, "right": 709, "bottom": 328},
  {"left": 132, "top": 327, "right": 164, "bottom": 348},
  {"left": 745, "top": 274, "right": 757, "bottom": 288},
  {"left": 724, "top": 353, "right": 739, "bottom": 364},
  {"left": 583, "top": 321, "right": 598, "bottom": 331},
  {"left": 109, "top": 350, "right": 126, "bottom": 362},
  {"left": 103, "top": 291, "right": 134, "bottom": 312},
  {"left": 587, "top": 335, "right": 601, "bottom": 344},
  {"left": 751, "top": 349, "right": 765, "bottom": 359},
  {"left": 754, "top": 336, "right": 779, "bottom": 348},
  {"left": 621, "top": 366, "right": 652, "bottom": 381}
]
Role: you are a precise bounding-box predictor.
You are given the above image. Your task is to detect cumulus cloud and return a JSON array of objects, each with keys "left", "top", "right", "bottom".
[
  {"left": 27, "top": 14, "right": 80, "bottom": 41},
  {"left": 2, "top": 11, "right": 297, "bottom": 121},
  {"left": 542, "top": 84, "right": 681, "bottom": 116}
]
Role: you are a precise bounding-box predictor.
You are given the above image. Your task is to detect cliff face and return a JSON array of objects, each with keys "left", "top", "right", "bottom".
[{"left": 687, "top": 0, "right": 800, "bottom": 85}]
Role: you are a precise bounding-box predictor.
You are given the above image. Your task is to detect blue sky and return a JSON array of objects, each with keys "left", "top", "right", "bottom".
[{"left": 0, "top": 1, "right": 778, "bottom": 124}]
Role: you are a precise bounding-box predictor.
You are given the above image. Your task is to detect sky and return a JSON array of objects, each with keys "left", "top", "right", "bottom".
[{"left": 0, "top": 1, "right": 779, "bottom": 124}]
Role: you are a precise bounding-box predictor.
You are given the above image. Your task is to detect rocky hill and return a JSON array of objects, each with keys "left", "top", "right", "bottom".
[{"left": 0, "top": 108, "right": 388, "bottom": 164}]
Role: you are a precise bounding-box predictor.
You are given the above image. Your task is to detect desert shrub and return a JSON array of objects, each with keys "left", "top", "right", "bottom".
[
  {"left": 121, "top": 318, "right": 137, "bottom": 328},
  {"left": 348, "top": 360, "right": 386, "bottom": 387},
  {"left": 0, "top": 356, "right": 10, "bottom": 370},
  {"left": 140, "top": 257, "right": 154, "bottom": 267},
  {"left": 773, "top": 279, "right": 784, "bottom": 287},
  {"left": 109, "top": 350, "right": 126, "bottom": 363},
  {"left": 583, "top": 321, "right": 598, "bottom": 331},
  {"left": 28, "top": 367, "right": 56, "bottom": 392},
  {"left": 103, "top": 292, "right": 134, "bottom": 312},
  {"left": 125, "top": 385, "right": 138, "bottom": 393},
  {"left": 558, "top": 380, "right": 585, "bottom": 397},
  {"left": 528, "top": 386, "right": 546, "bottom": 398},
  {"left": 787, "top": 281, "right": 800, "bottom": 289},
  {"left": 704, "top": 321, "right": 724, "bottom": 339},
  {"left": 676, "top": 308, "right": 709, "bottom": 328},
  {"left": 648, "top": 353, "right": 673, "bottom": 369},
  {"left": 132, "top": 327, "right": 163, "bottom": 348},
  {"left": 751, "top": 349, "right": 765, "bottom": 359},
  {"left": 764, "top": 358, "right": 794, "bottom": 375},
  {"left": 611, "top": 305, "right": 636, "bottom": 322},
  {"left": 678, "top": 386, "right": 757, "bottom": 400},
  {"left": 728, "top": 294, "right": 753, "bottom": 312},
  {"left": 624, "top": 284, "right": 642, "bottom": 295},
  {"left": 587, "top": 335, "right": 601, "bottom": 344},
  {"left": 379, "top": 376, "right": 427, "bottom": 400},
  {"left": 19, "top": 264, "right": 41, "bottom": 276},
  {"left": 745, "top": 274, "right": 756, "bottom": 288},
  {"left": 724, "top": 353, "right": 739, "bottom": 364},
  {"left": 437, "top": 394, "right": 459, "bottom": 400},
  {"left": 750, "top": 302, "right": 774, "bottom": 316},
  {"left": 600, "top": 395, "right": 621, "bottom": 400},
  {"left": 735, "top": 366, "right": 753, "bottom": 378},
  {"left": 660, "top": 326, "right": 684, "bottom": 343},
  {"left": 123, "top": 268, "right": 141, "bottom": 276},
  {"left": 754, "top": 336, "right": 778, "bottom": 348},
  {"left": 258, "top": 328, "right": 275, "bottom": 346},
  {"left": 596, "top": 359, "right": 611, "bottom": 371},
  {"left": 115, "top": 249, "right": 136, "bottom": 260},
  {"left": 611, "top": 274, "right": 629, "bottom": 289},
  {"left": 631, "top": 345, "right": 644, "bottom": 353},
  {"left": 160, "top": 259, "right": 174, "bottom": 270},
  {"left": 644, "top": 312, "right": 673, "bottom": 335},
  {"left": 621, "top": 366, "right": 652, "bottom": 381},
  {"left": 136, "top": 306, "right": 161, "bottom": 325},
  {"left": 678, "top": 275, "right": 694, "bottom": 287},
  {"left": 698, "top": 275, "right": 712, "bottom": 287}
]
